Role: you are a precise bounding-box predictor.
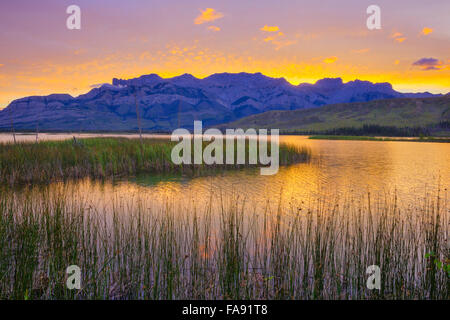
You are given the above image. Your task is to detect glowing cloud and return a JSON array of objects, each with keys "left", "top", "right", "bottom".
[
  {"left": 261, "top": 28, "right": 296, "bottom": 50},
  {"left": 421, "top": 27, "right": 433, "bottom": 35},
  {"left": 194, "top": 8, "right": 224, "bottom": 25},
  {"left": 412, "top": 57, "right": 443, "bottom": 71},
  {"left": 208, "top": 26, "right": 221, "bottom": 32},
  {"left": 261, "top": 25, "right": 279, "bottom": 32},
  {"left": 323, "top": 56, "right": 338, "bottom": 64},
  {"left": 391, "top": 32, "right": 406, "bottom": 43}
]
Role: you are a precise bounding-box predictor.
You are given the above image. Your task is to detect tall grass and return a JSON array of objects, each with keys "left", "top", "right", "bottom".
[
  {"left": 0, "top": 138, "right": 310, "bottom": 185},
  {"left": 0, "top": 186, "right": 447, "bottom": 300}
]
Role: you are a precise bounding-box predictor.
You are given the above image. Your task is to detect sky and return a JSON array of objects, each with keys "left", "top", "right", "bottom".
[{"left": 0, "top": 0, "right": 449, "bottom": 108}]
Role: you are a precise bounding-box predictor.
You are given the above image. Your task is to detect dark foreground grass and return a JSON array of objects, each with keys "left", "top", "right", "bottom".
[
  {"left": 309, "top": 135, "right": 450, "bottom": 143},
  {"left": 0, "top": 137, "right": 310, "bottom": 185},
  {"left": 0, "top": 186, "right": 448, "bottom": 300}
]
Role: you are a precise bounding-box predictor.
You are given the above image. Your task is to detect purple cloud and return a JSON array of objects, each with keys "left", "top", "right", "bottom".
[{"left": 412, "top": 58, "right": 442, "bottom": 70}]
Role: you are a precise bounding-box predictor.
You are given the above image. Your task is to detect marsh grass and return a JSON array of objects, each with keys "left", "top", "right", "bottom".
[
  {"left": 0, "top": 138, "right": 310, "bottom": 185},
  {"left": 0, "top": 186, "right": 447, "bottom": 300}
]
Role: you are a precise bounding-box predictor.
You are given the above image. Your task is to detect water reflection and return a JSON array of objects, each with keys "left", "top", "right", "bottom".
[
  {"left": 7, "top": 135, "right": 449, "bottom": 215},
  {"left": 123, "top": 136, "right": 449, "bottom": 205}
]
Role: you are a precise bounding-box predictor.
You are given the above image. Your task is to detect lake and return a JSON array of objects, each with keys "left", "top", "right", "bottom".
[
  {"left": 1, "top": 133, "right": 448, "bottom": 299},
  {"left": 15, "top": 134, "right": 445, "bottom": 210},
  {"left": 1, "top": 133, "right": 448, "bottom": 213}
]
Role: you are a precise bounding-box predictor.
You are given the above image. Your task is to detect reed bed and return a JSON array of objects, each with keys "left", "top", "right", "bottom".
[
  {"left": 0, "top": 138, "right": 310, "bottom": 185},
  {"left": 0, "top": 186, "right": 447, "bottom": 300}
]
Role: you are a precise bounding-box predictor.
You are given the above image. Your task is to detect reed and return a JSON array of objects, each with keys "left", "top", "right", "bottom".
[
  {"left": 0, "top": 186, "right": 447, "bottom": 300},
  {"left": 0, "top": 138, "right": 310, "bottom": 185}
]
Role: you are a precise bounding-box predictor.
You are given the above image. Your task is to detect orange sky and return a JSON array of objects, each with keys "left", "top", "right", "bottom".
[{"left": 0, "top": 0, "right": 449, "bottom": 109}]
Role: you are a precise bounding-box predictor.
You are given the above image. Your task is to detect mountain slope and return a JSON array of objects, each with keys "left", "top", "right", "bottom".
[
  {"left": 220, "top": 95, "right": 450, "bottom": 135},
  {"left": 0, "top": 72, "right": 442, "bottom": 132}
]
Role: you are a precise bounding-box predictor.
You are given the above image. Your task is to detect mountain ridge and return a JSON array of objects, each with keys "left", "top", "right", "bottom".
[
  {"left": 219, "top": 95, "right": 450, "bottom": 136},
  {"left": 0, "top": 72, "right": 444, "bottom": 132}
]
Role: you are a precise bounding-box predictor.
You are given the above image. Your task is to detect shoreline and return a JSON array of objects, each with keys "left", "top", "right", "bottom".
[
  {"left": 2, "top": 132, "right": 450, "bottom": 144},
  {"left": 308, "top": 135, "right": 450, "bottom": 143}
]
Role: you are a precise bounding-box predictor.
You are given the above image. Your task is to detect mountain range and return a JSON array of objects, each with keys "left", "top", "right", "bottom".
[{"left": 0, "top": 72, "right": 443, "bottom": 132}]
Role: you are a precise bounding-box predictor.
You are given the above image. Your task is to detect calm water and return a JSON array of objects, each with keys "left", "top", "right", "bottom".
[
  {"left": 10, "top": 134, "right": 447, "bottom": 217},
  {"left": 4, "top": 134, "right": 448, "bottom": 299},
  {"left": 129, "top": 135, "right": 450, "bottom": 200}
]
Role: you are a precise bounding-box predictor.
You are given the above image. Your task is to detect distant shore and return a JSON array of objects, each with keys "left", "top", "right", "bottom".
[
  {"left": 2, "top": 132, "right": 450, "bottom": 144},
  {"left": 309, "top": 135, "right": 450, "bottom": 143}
]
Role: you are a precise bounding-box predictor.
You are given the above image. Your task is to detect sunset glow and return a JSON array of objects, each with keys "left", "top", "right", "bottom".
[{"left": 0, "top": 0, "right": 449, "bottom": 109}]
